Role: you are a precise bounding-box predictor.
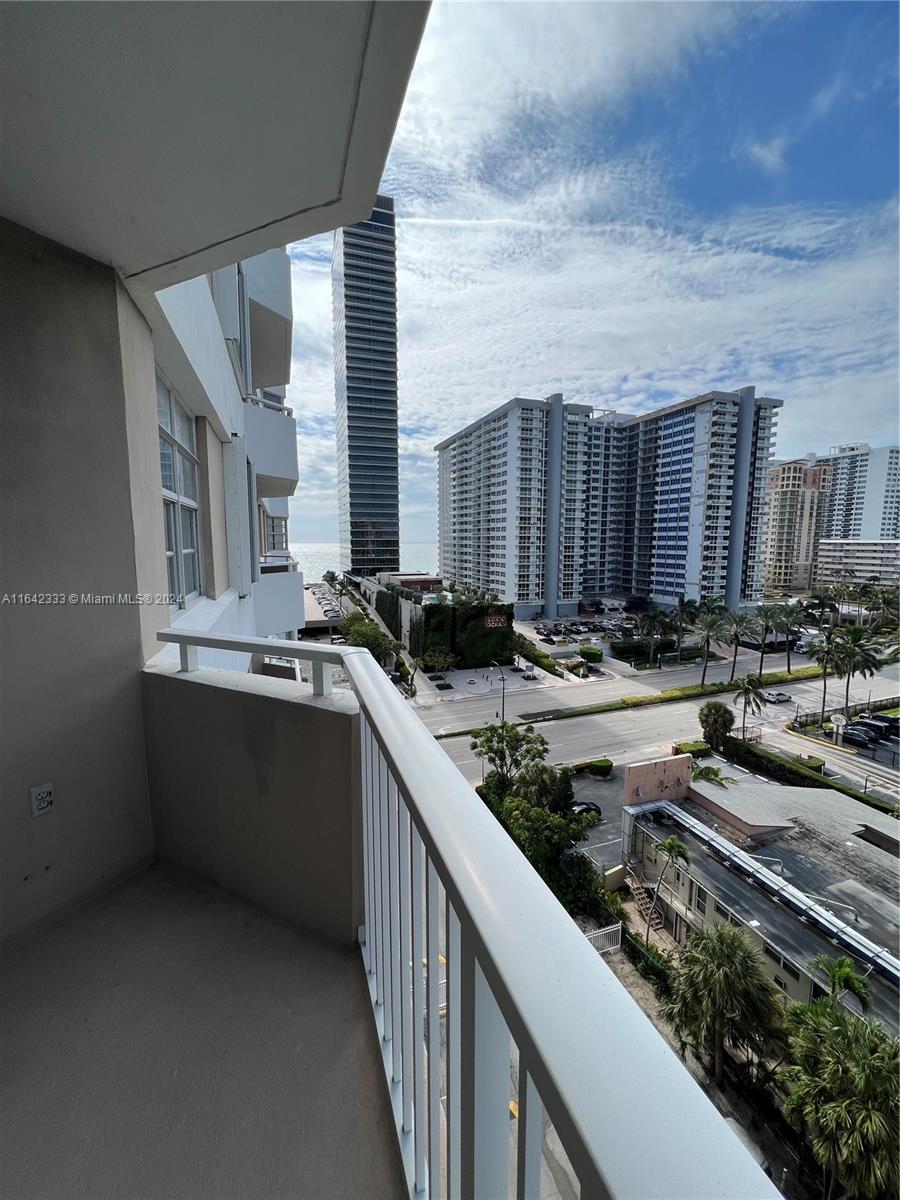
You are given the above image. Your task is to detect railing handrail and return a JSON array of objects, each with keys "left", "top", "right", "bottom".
[
  {"left": 154, "top": 626, "right": 779, "bottom": 1199},
  {"left": 243, "top": 393, "right": 294, "bottom": 416}
]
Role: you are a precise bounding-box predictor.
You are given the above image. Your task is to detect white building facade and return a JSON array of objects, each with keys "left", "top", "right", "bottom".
[
  {"left": 816, "top": 539, "right": 900, "bottom": 587},
  {"left": 437, "top": 387, "right": 781, "bottom": 617},
  {"left": 816, "top": 443, "right": 900, "bottom": 541}
]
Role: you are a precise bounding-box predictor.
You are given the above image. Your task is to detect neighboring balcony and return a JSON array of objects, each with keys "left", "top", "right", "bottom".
[
  {"left": 245, "top": 248, "right": 293, "bottom": 392},
  {"left": 2, "top": 629, "right": 780, "bottom": 1200},
  {"left": 244, "top": 396, "right": 300, "bottom": 497},
  {"left": 255, "top": 557, "right": 304, "bottom": 637}
]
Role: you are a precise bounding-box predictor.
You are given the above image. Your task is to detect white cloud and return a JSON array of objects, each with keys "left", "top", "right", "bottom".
[
  {"left": 738, "top": 135, "right": 789, "bottom": 175},
  {"left": 285, "top": 3, "right": 898, "bottom": 544}
]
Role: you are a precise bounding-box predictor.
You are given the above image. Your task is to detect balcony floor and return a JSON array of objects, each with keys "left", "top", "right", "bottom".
[{"left": 0, "top": 865, "right": 405, "bottom": 1199}]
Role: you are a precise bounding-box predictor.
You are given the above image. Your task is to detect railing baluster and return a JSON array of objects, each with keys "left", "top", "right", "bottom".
[
  {"left": 388, "top": 775, "right": 402, "bottom": 1080},
  {"left": 411, "top": 825, "right": 427, "bottom": 1192},
  {"left": 360, "top": 715, "right": 372, "bottom": 972},
  {"left": 459, "top": 940, "right": 510, "bottom": 1199},
  {"left": 399, "top": 801, "right": 413, "bottom": 1132},
  {"left": 366, "top": 720, "right": 377, "bottom": 979},
  {"left": 446, "top": 902, "right": 461, "bottom": 1199},
  {"left": 379, "top": 753, "right": 391, "bottom": 1021},
  {"left": 516, "top": 1068, "right": 542, "bottom": 1200},
  {"left": 426, "top": 860, "right": 441, "bottom": 1199},
  {"left": 371, "top": 729, "right": 384, "bottom": 1005}
]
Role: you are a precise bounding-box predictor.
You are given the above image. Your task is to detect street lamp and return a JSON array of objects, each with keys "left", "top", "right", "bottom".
[{"left": 491, "top": 660, "right": 506, "bottom": 723}]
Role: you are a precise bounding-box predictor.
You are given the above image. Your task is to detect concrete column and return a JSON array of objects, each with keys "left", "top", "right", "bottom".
[
  {"left": 0, "top": 220, "right": 158, "bottom": 940},
  {"left": 543, "top": 394, "right": 564, "bottom": 619}
]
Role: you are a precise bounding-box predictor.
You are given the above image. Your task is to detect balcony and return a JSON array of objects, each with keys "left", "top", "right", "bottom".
[
  {"left": 243, "top": 395, "right": 300, "bottom": 497},
  {"left": 254, "top": 556, "right": 304, "bottom": 636},
  {"left": 1, "top": 628, "right": 779, "bottom": 1200}
]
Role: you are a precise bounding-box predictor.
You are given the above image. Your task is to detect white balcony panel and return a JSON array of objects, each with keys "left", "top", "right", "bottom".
[
  {"left": 243, "top": 401, "right": 299, "bottom": 498},
  {"left": 254, "top": 568, "right": 304, "bottom": 637},
  {"left": 1, "top": 3, "right": 430, "bottom": 289},
  {"left": 246, "top": 249, "right": 293, "bottom": 391}
]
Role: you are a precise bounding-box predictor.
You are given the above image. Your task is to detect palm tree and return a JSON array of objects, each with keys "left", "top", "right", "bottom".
[
  {"left": 691, "top": 763, "right": 734, "bottom": 788},
  {"left": 780, "top": 1000, "right": 898, "bottom": 1200},
  {"left": 835, "top": 626, "right": 881, "bottom": 715},
  {"left": 865, "top": 586, "right": 899, "bottom": 633},
  {"left": 853, "top": 581, "right": 876, "bottom": 623},
  {"left": 720, "top": 609, "right": 760, "bottom": 682},
  {"left": 732, "top": 674, "right": 765, "bottom": 739},
  {"left": 805, "top": 592, "right": 839, "bottom": 630},
  {"left": 812, "top": 629, "right": 841, "bottom": 728},
  {"left": 774, "top": 602, "right": 805, "bottom": 676},
  {"left": 698, "top": 594, "right": 726, "bottom": 616},
  {"left": 644, "top": 835, "right": 689, "bottom": 946},
  {"left": 810, "top": 952, "right": 872, "bottom": 1012},
  {"left": 671, "top": 595, "right": 699, "bottom": 661},
  {"left": 693, "top": 612, "right": 725, "bottom": 686},
  {"left": 662, "top": 923, "right": 783, "bottom": 1087},
  {"left": 638, "top": 602, "right": 669, "bottom": 668},
  {"left": 753, "top": 603, "right": 783, "bottom": 677}
]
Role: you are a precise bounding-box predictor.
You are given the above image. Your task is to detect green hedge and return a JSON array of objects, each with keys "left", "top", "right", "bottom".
[
  {"left": 578, "top": 646, "right": 604, "bottom": 663},
  {"left": 515, "top": 636, "right": 564, "bottom": 678},
  {"left": 570, "top": 757, "right": 613, "bottom": 777},
  {"left": 673, "top": 740, "right": 711, "bottom": 758},
  {"left": 794, "top": 754, "right": 825, "bottom": 773},
  {"left": 610, "top": 637, "right": 676, "bottom": 660},
  {"left": 722, "top": 737, "right": 896, "bottom": 815}
]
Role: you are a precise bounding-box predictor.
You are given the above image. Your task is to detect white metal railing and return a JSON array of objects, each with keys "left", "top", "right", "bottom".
[
  {"left": 585, "top": 923, "right": 622, "bottom": 955},
  {"left": 243, "top": 392, "right": 294, "bottom": 416},
  {"left": 155, "top": 627, "right": 781, "bottom": 1200}
]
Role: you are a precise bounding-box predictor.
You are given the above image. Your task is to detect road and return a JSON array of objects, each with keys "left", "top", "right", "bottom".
[{"left": 439, "top": 666, "right": 900, "bottom": 788}]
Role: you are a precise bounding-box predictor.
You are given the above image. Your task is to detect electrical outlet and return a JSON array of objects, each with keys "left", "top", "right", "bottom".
[{"left": 30, "top": 783, "right": 53, "bottom": 818}]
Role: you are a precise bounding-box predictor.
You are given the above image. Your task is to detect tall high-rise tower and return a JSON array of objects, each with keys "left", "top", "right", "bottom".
[{"left": 332, "top": 194, "right": 400, "bottom": 576}]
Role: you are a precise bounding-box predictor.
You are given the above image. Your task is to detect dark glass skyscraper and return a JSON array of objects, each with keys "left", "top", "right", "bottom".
[{"left": 332, "top": 194, "right": 400, "bottom": 576}]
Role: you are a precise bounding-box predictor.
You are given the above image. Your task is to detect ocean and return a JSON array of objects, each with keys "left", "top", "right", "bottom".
[{"left": 290, "top": 541, "right": 439, "bottom": 583}]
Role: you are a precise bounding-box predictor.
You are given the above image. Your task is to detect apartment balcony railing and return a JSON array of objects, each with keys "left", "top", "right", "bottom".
[{"left": 155, "top": 626, "right": 779, "bottom": 1200}]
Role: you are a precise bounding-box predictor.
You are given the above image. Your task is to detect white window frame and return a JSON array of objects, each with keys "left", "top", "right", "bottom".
[{"left": 157, "top": 373, "right": 202, "bottom": 610}]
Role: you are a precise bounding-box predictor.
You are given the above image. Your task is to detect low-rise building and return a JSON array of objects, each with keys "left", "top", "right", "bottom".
[{"left": 621, "top": 758, "right": 899, "bottom": 1031}]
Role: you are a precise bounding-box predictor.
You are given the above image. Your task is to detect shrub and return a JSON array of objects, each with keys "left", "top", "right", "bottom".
[
  {"left": 610, "top": 637, "right": 677, "bottom": 661},
  {"left": 794, "top": 754, "right": 825, "bottom": 773},
  {"left": 698, "top": 700, "right": 735, "bottom": 750},
  {"left": 514, "top": 634, "right": 564, "bottom": 678},
  {"left": 578, "top": 646, "right": 604, "bottom": 663},
  {"left": 673, "top": 740, "right": 711, "bottom": 758},
  {"left": 569, "top": 757, "right": 613, "bottom": 777}
]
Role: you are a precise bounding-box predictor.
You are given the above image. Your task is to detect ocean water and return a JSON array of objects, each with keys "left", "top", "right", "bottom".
[{"left": 290, "top": 541, "right": 439, "bottom": 583}]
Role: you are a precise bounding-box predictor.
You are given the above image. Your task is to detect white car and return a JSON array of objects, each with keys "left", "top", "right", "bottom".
[{"left": 761, "top": 690, "right": 792, "bottom": 704}]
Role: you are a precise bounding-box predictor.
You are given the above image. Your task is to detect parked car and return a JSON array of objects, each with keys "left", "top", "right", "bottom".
[
  {"left": 855, "top": 719, "right": 888, "bottom": 740},
  {"left": 761, "top": 690, "right": 792, "bottom": 704},
  {"left": 540, "top": 636, "right": 555, "bottom": 646},
  {"left": 860, "top": 712, "right": 899, "bottom": 735},
  {"left": 844, "top": 724, "right": 878, "bottom": 742},
  {"left": 842, "top": 731, "right": 873, "bottom": 749},
  {"left": 522, "top": 671, "right": 538, "bottom": 681},
  {"left": 571, "top": 801, "right": 602, "bottom": 818}
]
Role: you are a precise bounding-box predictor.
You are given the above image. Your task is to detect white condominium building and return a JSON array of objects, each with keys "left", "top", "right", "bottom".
[
  {"left": 437, "top": 387, "right": 781, "bottom": 617},
  {"left": 816, "top": 539, "right": 900, "bottom": 587},
  {"left": 763, "top": 457, "right": 832, "bottom": 593},
  {"left": 816, "top": 443, "right": 900, "bottom": 541}
]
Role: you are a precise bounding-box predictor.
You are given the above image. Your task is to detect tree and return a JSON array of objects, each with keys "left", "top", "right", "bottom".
[
  {"left": 835, "top": 625, "right": 881, "bottom": 715},
  {"left": 322, "top": 570, "right": 338, "bottom": 589},
  {"left": 644, "top": 835, "right": 689, "bottom": 946},
  {"left": 513, "top": 762, "right": 576, "bottom": 814},
  {"left": 691, "top": 763, "right": 734, "bottom": 788},
  {"left": 672, "top": 595, "right": 699, "bottom": 661},
  {"left": 698, "top": 594, "right": 726, "bottom": 616},
  {"left": 865, "top": 587, "right": 899, "bottom": 633},
  {"left": 662, "top": 923, "right": 783, "bottom": 1087},
  {"left": 812, "top": 629, "right": 841, "bottom": 728},
  {"left": 497, "top": 795, "right": 592, "bottom": 880},
  {"left": 774, "top": 602, "right": 805, "bottom": 676},
  {"left": 342, "top": 613, "right": 400, "bottom": 666},
  {"left": 732, "top": 674, "right": 765, "bottom": 740},
  {"left": 805, "top": 592, "right": 839, "bottom": 630},
  {"left": 470, "top": 721, "right": 548, "bottom": 791},
  {"left": 780, "top": 1000, "right": 899, "bottom": 1200},
  {"left": 720, "top": 609, "right": 760, "bottom": 683},
  {"left": 638, "top": 602, "right": 669, "bottom": 668},
  {"left": 698, "top": 700, "right": 735, "bottom": 750},
  {"left": 753, "top": 603, "right": 783, "bottom": 676},
  {"left": 693, "top": 612, "right": 726, "bottom": 685},
  {"left": 423, "top": 647, "right": 455, "bottom": 673},
  {"left": 810, "top": 953, "right": 872, "bottom": 1012}
]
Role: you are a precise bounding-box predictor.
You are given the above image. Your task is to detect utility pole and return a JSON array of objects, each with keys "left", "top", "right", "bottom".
[{"left": 491, "top": 660, "right": 506, "bottom": 723}]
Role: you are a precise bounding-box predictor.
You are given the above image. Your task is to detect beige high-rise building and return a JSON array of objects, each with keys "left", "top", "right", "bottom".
[{"left": 763, "top": 458, "right": 831, "bottom": 592}]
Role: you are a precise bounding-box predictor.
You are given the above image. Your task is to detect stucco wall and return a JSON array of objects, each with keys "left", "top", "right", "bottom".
[
  {"left": 622, "top": 755, "right": 692, "bottom": 807},
  {"left": 142, "top": 665, "right": 363, "bottom": 947},
  {"left": 198, "top": 419, "right": 229, "bottom": 599},
  {"left": 0, "top": 221, "right": 155, "bottom": 940}
]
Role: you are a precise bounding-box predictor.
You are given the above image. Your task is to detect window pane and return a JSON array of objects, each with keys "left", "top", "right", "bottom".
[
  {"left": 159, "top": 437, "right": 175, "bottom": 492},
  {"left": 166, "top": 553, "right": 178, "bottom": 597},
  {"left": 182, "top": 550, "right": 198, "bottom": 596},
  {"left": 156, "top": 376, "right": 172, "bottom": 432},
  {"left": 178, "top": 452, "right": 198, "bottom": 502},
  {"left": 181, "top": 506, "right": 197, "bottom": 551},
  {"left": 173, "top": 399, "right": 195, "bottom": 453},
  {"left": 163, "top": 500, "right": 177, "bottom": 552}
]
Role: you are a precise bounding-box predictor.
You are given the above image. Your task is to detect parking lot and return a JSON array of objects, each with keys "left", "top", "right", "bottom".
[{"left": 518, "top": 611, "right": 639, "bottom": 649}]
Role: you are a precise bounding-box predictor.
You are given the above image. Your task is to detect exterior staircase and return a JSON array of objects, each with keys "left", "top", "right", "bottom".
[{"left": 627, "top": 872, "right": 663, "bottom": 932}]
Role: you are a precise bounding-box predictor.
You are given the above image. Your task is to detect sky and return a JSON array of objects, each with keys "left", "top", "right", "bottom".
[{"left": 286, "top": 0, "right": 899, "bottom": 544}]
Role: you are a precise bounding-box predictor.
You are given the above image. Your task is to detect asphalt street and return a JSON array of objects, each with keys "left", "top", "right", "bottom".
[{"left": 437, "top": 666, "right": 900, "bottom": 789}]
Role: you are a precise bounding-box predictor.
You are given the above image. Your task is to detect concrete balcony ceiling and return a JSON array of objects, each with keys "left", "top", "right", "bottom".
[{"left": 0, "top": 2, "right": 429, "bottom": 289}]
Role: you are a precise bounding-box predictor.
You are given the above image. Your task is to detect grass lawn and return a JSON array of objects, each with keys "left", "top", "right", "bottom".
[{"left": 881, "top": 706, "right": 900, "bottom": 716}]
